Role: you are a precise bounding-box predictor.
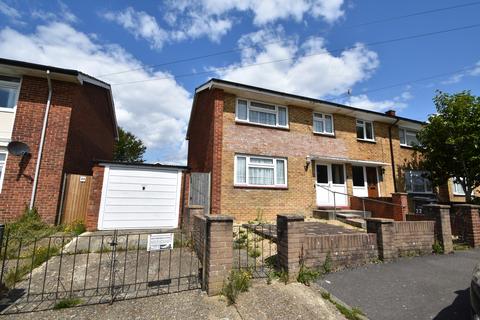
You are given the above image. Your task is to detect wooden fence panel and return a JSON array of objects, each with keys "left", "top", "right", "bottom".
[{"left": 60, "top": 174, "right": 92, "bottom": 225}]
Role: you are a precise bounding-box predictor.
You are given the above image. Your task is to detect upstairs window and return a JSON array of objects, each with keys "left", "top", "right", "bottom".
[
  {"left": 399, "top": 128, "right": 419, "bottom": 147},
  {"left": 235, "top": 155, "right": 287, "bottom": 187},
  {"left": 0, "top": 151, "right": 6, "bottom": 193},
  {"left": 453, "top": 179, "right": 465, "bottom": 195},
  {"left": 356, "top": 120, "right": 374, "bottom": 141},
  {"left": 235, "top": 99, "right": 288, "bottom": 128},
  {"left": 313, "top": 112, "right": 334, "bottom": 135},
  {"left": 405, "top": 170, "right": 432, "bottom": 193},
  {"left": 0, "top": 76, "right": 20, "bottom": 111}
]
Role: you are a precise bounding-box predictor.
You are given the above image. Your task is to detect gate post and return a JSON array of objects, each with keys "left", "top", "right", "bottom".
[
  {"left": 276, "top": 215, "right": 305, "bottom": 282},
  {"left": 204, "top": 215, "right": 233, "bottom": 296},
  {"left": 366, "top": 218, "right": 395, "bottom": 261},
  {"left": 423, "top": 204, "right": 453, "bottom": 253},
  {"left": 452, "top": 204, "right": 480, "bottom": 248}
]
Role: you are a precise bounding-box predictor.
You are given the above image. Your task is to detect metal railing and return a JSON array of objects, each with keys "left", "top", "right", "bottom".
[{"left": 316, "top": 184, "right": 406, "bottom": 218}]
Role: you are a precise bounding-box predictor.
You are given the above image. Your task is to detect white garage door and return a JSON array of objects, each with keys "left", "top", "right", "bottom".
[{"left": 98, "top": 165, "right": 182, "bottom": 230}]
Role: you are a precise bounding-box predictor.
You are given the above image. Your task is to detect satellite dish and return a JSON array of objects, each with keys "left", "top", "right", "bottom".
[{"left": 7, "top": 141, "right": 30, "bottom": 156}]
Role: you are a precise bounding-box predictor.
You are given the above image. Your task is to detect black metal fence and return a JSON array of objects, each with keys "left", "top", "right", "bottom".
[
  {"left": 0, "top": 229, "right": 201, "bottom": 314},
  {"left": 232, "top": 224, "right": 277, "bottom": 277}
]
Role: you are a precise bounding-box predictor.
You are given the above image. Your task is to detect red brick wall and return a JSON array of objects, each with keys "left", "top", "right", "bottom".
[
  {"left": 0, "top": 76, "right": 115, "bottom": 224},
  {"left": 85, "top": 165, "right": 104, "bottom": 230},
  {"left": 187, "top": 88, "right": 224, "bottom": 214},
  {"left": 350, "top": 193, "right": 407, "bottom": 221},
  {"left": 0, "top": 77, "right": 74, "bottom": 224},
  {"left": 63, "top": 83, "right": 116, "bottom": 175}
]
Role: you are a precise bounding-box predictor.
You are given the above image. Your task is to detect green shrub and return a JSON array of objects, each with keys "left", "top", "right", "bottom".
[
  {"left": 248, "top": 248, "right": 261, "bottom": 259},
  {"left": 54, "top": 298, "right": 82, "bottom": 309},
  {"left": 322, "top": 252, "right": 333, "bottom": 274},
  {"left": 297, "top": 263, "right": 321, "bottom": 286},
  {"left": 432, "top": 241, "right": 444, "bottom": 254},
  {"left": 278, "top": 268, "right": 289, "bottom": 284},
  {"left": 221, "top": 270, "right": 252, "bottom": 305}
]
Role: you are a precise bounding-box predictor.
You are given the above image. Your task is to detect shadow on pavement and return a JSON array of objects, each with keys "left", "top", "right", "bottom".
[{"left": 434, "top": 288, "right": 470, "bottom": 320}]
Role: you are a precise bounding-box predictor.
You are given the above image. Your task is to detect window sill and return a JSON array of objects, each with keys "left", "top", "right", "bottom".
[
  {"left": 235, "top": 120, "right": 289, "bottom": 131},
  {"left": 400, "top": 144, "right": 415, "bottom": 149},
  {"left": 313, "top": 132, "right": 335, "bottom": 138},
  {"left": 234, "top": 184, "right": 288, "bottom": 190},
  {"left": 357, "top": 138, "right": 376, "bottom": 144},
  {"left": 0, "top": 107, "right": 15, "bottom": 113},
  {"left": 453, "top": 193, "right": 466, "bottom": 197}
]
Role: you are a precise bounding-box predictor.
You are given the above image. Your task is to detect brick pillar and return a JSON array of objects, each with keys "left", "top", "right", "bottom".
[
  {"left": 423, "top": 204, "right": 453, "bottom": 253},
  {"left": 204, "top": 215, "right": 233, "bottom": 296},
  {"left": 276, "top": 215, "right": 305, "bottom": 282},
  {"left": 85, "top": 165, "right": 105, "bottom": 231},
  {"left": 392, "top": 192, "right": 408, "bottom": 221},
  {"left": 366, "top": 218, "right": 395, "bottom": 261},
  {"left": 184, "top": 205, "right": 204, "bottom": 236},
  {"left": 452, "top": 204, "right": 480, "bottom": 248}
]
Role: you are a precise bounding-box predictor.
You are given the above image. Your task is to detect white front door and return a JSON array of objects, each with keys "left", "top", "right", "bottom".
[{"left": 315, "top": 163, "right": 348, "bottom": 207}]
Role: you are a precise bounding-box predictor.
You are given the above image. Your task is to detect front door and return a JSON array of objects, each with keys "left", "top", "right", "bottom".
[
  {"left": 366, "top": 167, "right": 379, "bottom": 197},
  {"left": 315, "top": 163, "right": 348, "bottom": 206}
]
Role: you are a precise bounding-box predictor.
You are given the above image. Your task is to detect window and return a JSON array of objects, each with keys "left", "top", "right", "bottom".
[
  {"left": 0, "top": 151, "right": 6, "bottom": 193},
  {"left": 235, "top": 155, "right": 287, "bottom": 187},
  {"left": 405, "top": 170, "right": 433, "bottom": 193},
  {"left": 313, "top": 112, "right": 334, "bottom": 135},
  {"left": 399, "top": 128, "right": 419, "bottom": 147},
  {"left": 331, "top": 164, "right": 345, "bottom": 184},
  {"left": 356, "top": 120, "right": 374, "bottom": 141},
  {"left": 0, "top": 76, "right": 20, "bottom": 111},
  {"left": 352, "top": 166, "right": 365, "bottom": 187},
  {"left": 316, "top": 165, "right": 328, "bottom": 184},
  {"left": 453, "top": 179, "right": 465, "bottom": 195},
  {"left": 235, "top": 99, "right": 288, "bottom": 128}
]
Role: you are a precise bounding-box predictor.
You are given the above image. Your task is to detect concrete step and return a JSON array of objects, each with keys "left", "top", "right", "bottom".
[{"left": 313, "top": 209, "right": 371, "bottom": 220}]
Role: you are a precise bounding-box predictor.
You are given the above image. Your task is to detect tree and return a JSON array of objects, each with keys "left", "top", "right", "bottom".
[
  {"left": 114, "top": 127, "right": 146, "bottom": 163},
  {"left": 415, "top": 90, "right": 480, "bottom": 202}
]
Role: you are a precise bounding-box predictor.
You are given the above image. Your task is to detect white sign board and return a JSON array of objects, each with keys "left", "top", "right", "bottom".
[{"left": 147, "top": 233, "right": 174, "bottom": 251}]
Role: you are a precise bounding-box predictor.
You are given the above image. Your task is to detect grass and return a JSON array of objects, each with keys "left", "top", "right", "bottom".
[
  {"left": 53, "top": 297, "right": 83, "bottom": 309},
  {"left": 297, "top": 263, "right": 322, "bottom": 286},
  {"left": 221, "top": 269, "right": 252, "bottom": 305},
  {"left": 321, "top": 292, "right": 365, "bottom": 320},
  {"left": 432, "top": 241, "right": 444, "bottom": 254},
  {"left": 322, "top": 252, "right": 333, "bottom": 274}
]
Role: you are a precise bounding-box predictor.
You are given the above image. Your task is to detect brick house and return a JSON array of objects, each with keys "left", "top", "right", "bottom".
[
  {"left": 0, "top": 58, "right": 118, "bottom": 224},
  {"left": 186, "top": 78, "right": 460, "bottom": 222}
]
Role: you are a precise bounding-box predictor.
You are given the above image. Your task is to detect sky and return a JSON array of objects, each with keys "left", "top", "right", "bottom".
[{"left": 0, "top": 0, "right": 479, "bottom": 164}]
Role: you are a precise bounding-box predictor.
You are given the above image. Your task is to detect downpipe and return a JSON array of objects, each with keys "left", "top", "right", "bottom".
[{"left": 29, "top": 70, "right": 52, "bottom": 210}]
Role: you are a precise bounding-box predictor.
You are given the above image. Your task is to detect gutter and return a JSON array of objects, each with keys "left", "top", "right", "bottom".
[
  {"left": 30, "top": 70, "right": 52, "bottom": 209},
  {"left": 388, "top": 118, "right": 400, "bottom": 192}
]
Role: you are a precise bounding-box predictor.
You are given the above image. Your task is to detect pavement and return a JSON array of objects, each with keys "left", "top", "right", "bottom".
[
  {"left": 319, "top": 248, "right": 480, "bottom": 320},
  {"left": 2, "top": 281, "right": 346, "bottom": 320}
]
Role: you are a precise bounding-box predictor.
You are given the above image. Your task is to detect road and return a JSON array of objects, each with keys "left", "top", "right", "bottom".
[{"left": 319, "top": 249, "right": 480, "bottom": 320}]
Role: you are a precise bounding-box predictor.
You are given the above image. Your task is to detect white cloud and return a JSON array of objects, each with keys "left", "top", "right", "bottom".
[
  {"left": 0, "top": 1, "right": 20, "bottom": 19},
  {"left": 345, "top": 89, "right": 412, "bottom": 112},
  {"left": 0, "top": 22, "right": 191, "bottom": 164},
  {"left": 169, "top": 0, "right": 345, "bottom": 26},
  {"left": 31, "top": 1, "right": 78, "bottom": 23},
  {"left": 103, "top": 7, "right": 168, "bottom": 50},
  {"left": 211, "top": 28, "right": 379, "bottom": 98},
  {"left": 442, "top": 61, "right": 480, "bottom": 85}
]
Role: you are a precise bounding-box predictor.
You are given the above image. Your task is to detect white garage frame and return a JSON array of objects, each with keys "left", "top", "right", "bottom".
[{"left": 97, "top": 163, "right": 184, "bottom": 230}]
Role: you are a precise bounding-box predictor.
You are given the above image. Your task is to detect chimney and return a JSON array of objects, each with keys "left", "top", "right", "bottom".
[{"left": 385, "top": 109, "right": 396, "bottom": 117}]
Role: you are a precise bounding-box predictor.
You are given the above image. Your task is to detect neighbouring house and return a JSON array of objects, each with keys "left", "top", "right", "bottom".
[
  {"left": 0, "top": 58, "right": 118, "bottom": 224},
  {"left": 186, "top": 78, "right": 468, "bottom": 222}
]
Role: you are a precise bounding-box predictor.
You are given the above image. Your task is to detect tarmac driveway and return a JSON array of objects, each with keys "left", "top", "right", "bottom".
[{"left": 319, "top": 248, "right": 480, "bottom": 320}]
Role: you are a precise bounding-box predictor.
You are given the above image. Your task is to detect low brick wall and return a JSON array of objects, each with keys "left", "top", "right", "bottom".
[
  {"left": 192, "top": 213, "right": 206, "bottom": 261},
  {"left": 450, "top": 204, "right": 480, "bottom": 247},
  {"left": 406, "top": 214, "right": 435, "bottom": 222},
  {"left": 393, "top": 221, "right": 435, "bottom": 256},
  {"left": 303, "top": 233, "right": 378, "bottom": 270},
  {"left": 350, "top": 193, "right": 408, "bottom": 221}
]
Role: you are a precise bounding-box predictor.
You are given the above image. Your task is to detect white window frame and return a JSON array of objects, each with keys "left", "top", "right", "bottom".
[
  {"left": 399, "top": 127, "right": 419, "bottom": 147},
  {"left": 0, "top": 151, "right": 7, "bottom": 193},
  {"left": 234, "top": 154, "right": 288, "bottom": 188},
  {"left": 235, "top": 98, "right": 288, "bottom": 129},
  {"left": 0, "top": 76, "right": 21, "bottom": 113},
  {"left": 312, "top": 112, "right": 334, "bottom": 135},
  {"left": 405, "top": 170, "right": 433, "bottom": 194},
  {"left": 356, "top": 119, "right": 375, "bottom": 142},
  {"left": 453, "top": 179, "right": 465, "bottom": 196}
]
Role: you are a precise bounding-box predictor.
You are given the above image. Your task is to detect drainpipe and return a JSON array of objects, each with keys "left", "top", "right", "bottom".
[
  {"left": 388, "top": 118, "right": 400, "bottom": 192},
  {"left": 29, "top": 70, "right": 52, "bottom": 210}
]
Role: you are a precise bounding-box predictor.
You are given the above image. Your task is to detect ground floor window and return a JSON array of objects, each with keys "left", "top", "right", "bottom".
[
  {"left": 352, "top": 166, "right": 365, "bottom": 187},
  {"left": 0, "top": 151, "right": 6, "bottom": 193},
  {"left": 235, "top": 154, "right": 287, "bottom": 187},
  {"left": 405, "top": 170, "right": 432, "bottom": 193}
]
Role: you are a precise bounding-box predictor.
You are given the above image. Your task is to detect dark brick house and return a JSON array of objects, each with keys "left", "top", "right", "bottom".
[{"left": 0, "top": 58, "right": 118, "bottom": 224}]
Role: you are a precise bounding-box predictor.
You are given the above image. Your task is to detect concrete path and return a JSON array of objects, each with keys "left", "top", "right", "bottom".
[
  {"left": 319, "top": 249, "right": 480, "bottom": 320},
  {"left": 2, "top": 282, "right": 345, "bottom": 320}
]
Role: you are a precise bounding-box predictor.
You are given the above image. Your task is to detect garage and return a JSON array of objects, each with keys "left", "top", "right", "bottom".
[{"left": 97, "top": 163, "right": 185, "bottom": 230}]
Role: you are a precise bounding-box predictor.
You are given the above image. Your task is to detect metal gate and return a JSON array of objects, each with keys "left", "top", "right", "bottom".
[
  {"left": 0, "top": 229, "right": 201, "bottom": 314},
  {"left": 189, "top": 172, "right": 210, "bottom": 214}
]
